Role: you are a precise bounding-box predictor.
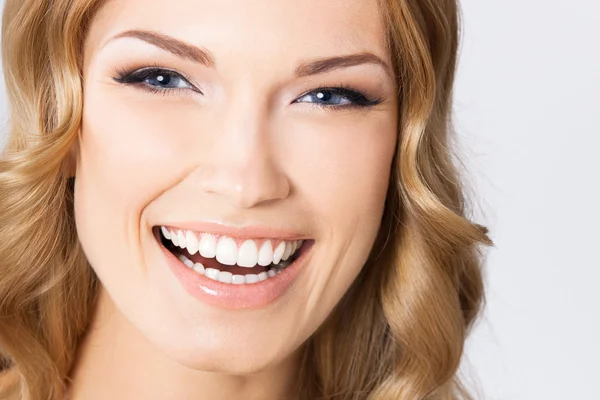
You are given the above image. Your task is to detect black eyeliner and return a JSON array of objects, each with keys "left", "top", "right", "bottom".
[
  {"left": 294, "top": 85, "right": 383, "bottom": 111},
  {"left": 112, "top": 65, "right": 382, "bottom": 110},
  {"left": 112, "top": 65, "right": 202, "bottom": 94}
]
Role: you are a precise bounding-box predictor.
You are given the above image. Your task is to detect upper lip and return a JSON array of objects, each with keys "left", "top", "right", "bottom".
[{"left": 157, "top": 221, "right": 310, "bottom": 241}]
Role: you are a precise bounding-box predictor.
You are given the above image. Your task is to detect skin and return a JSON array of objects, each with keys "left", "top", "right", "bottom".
[{"left": 68, "top": 0, "right": 398, "bottom": 398}]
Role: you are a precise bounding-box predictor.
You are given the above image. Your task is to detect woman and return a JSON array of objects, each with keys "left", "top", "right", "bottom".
[{"left": 0, "top": 0, "right": 492, "bottom": 399}]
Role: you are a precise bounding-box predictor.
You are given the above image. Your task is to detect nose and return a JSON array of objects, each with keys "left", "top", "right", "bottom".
[{"left": 193, "top": 95, "right": 290, "bottom": 209}]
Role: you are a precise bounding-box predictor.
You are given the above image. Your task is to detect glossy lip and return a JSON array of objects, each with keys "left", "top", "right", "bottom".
[
  {"left": 155, "top": 227, "right": 313, "bottom": 310},
  {"left": 162, "top": 221, "right": 310, "bottom": 241}
]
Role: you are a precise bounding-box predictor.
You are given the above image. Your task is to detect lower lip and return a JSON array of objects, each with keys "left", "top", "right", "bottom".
[{"left": 159, "top": 235, "right": 311, "bottom": 310}]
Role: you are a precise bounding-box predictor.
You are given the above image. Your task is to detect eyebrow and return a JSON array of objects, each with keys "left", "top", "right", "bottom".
[
  {"left": 294, "top": 53, "right": 390, "bottom": 78},
  {"left": 106, "top": 29, "right": 391, "bottom": 78},
  {"left": 108, "top": 30, "right": 216, "bottom": 67}
]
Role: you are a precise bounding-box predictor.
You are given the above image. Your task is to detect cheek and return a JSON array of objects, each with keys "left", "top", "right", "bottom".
[
  {"left": 73, "top": 88, "right": 190, "bottom": 280},
  {"left": 78, "top": 90, "right": 192, "bottom": 203},
  {"left": 280, "top": 113, "right": 397, "bottom": 317},
  {"left": 74, "top": 86, "right": 205, "bottom": 240},
  {"left": 286, "top": 114, "right": 397, "bottom": 232}
]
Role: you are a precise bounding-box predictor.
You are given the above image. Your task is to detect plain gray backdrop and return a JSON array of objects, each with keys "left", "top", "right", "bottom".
[{"left": 1, "top": 1, "right": 598, "bottom": 399}]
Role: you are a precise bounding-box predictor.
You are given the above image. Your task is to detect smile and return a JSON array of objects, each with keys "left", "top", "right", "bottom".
[
  {"left": 153, "top": 224, "right": 313, "bottom": 309},
  {"left": 158, "top": 226, "right": 305, "bottom": 284}
]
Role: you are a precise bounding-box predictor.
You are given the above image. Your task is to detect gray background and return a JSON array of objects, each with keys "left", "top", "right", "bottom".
[{"left": 1, "top": 0, "right": 599, "bottom": 398}]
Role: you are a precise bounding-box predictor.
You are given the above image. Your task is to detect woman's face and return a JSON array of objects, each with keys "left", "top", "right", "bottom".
[{"left": 76, "top": 0, "right": 397, "bottom": 372}]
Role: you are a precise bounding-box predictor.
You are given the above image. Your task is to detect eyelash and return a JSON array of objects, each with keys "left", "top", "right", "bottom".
[{"left": 112, "top": 66, "right": 383, "bottom": 111}]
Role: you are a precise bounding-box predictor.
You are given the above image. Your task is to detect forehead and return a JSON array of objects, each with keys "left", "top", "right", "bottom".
[{"left": 86, "top": 0, "right": 389, "bottom": 67}]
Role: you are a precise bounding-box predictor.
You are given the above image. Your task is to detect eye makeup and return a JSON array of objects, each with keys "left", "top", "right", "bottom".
[
  {"left": 112, "top": 65, "right": 203, "bottom": 95},
  {"left": 112, "top": 64, "right": 385, "bottom": 111}
]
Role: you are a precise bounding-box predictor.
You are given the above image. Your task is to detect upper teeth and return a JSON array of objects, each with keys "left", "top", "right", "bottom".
[{"left": 160, "top": 226, "right": 303, "bottom": 268}]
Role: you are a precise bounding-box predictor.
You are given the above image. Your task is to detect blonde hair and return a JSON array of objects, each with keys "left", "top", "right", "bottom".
[{"left": 0, "top": 0, "right": 492, "bottom": 399}]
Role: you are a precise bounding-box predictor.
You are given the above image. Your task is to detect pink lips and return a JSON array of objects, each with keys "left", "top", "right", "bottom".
[{"left": 157, "top": 224, "right": 311, "bottom": 310}]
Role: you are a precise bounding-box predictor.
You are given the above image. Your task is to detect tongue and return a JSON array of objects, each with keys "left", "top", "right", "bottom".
[{"left": 185, "top": 249, "right": 268, "bottom": 275}]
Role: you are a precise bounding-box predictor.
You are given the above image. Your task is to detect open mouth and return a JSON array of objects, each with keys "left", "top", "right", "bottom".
[{"left": 154, "top": 226, "right": 308, "bottom": 285}]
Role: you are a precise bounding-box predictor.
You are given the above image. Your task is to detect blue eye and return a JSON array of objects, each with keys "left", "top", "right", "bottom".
[
  {"left": 113, "top": 67, "right": 199, "bottom": 93},
  {"left": 145, "top": 71, "right": 190, "bottom": 89},
  {"left": 294, "top": 87, "right": 380, "bottom": 109},
  {"left": 113, "top": 67, "right": 382, "bottom": 110}
]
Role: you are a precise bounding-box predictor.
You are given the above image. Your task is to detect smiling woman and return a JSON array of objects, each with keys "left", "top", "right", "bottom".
[{"left": 0, "top": 0, "right": 491, "bottom": 399}]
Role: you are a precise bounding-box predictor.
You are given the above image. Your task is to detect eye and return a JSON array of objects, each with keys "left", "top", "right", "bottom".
[
  {"left": 113, "top": 67, "right": 200, "bottom": 94},
  {"left": 293, "top": 87, "right": 381, "bottom": 110},
  {"left": 144, "top": 71, "right": 190, "bottom": 89}
]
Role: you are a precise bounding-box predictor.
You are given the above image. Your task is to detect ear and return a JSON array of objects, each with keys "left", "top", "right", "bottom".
[{"left": 61, "top": 132, "right": 80, "bottom": 179}]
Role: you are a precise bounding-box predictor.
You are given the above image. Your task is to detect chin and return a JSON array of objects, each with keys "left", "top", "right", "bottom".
[
  {"left": 162, "top": 339, "right": 293, "bottom": 375},
  {"left": 134, "top": 311, "right": 297, "bottom": 375}
]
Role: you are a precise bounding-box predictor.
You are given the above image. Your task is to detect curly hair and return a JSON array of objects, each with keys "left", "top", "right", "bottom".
[{"left": 0, "top": 0, "right": 492, "bottom": 399}]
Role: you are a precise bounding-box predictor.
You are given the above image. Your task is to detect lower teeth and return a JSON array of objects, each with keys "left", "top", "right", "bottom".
[{"left": 177, "top": 253, "right": 291, "bottom": 284}]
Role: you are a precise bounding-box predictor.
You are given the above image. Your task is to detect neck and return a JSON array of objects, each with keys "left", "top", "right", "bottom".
[{"left": 67, "top": 287, "right": 301, "bottom": 400}]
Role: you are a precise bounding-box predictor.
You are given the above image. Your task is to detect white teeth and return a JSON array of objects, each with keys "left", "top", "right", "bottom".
[
  {"left": 177, "top": 231, "right": 186, "bottom": 248},
  {"left": 205, "top": 268, "right": 219, "bottom": 280},
  {"left": 199, "top": 233, "right": 217, "bottom": 258},
  {"left": 179, "top": 253, "right": 205, "bottom": 275},
  {"left": 161, "top": 227, "right": 305, "bottom": 269},
  {"left": 193, "top": 262, "right": 205, "bottom": 274},
  {"left": 217, "top": 271, "right": 233, "bottom": 283},
  {"left": 282, "top": 242, "right": 292, "bottom": 261},
  {"left": 171, "top": 231, "right": 180, "bottom": 246},
  {"left": 216, "top": 237, "right": 237, "bottom": 265},
  {"left": 257, "top": 240, "right": 274, "bottom": 266},
  {"left": 161, "top": 226, "right": 172, "bottom": 240},
  {"left": 237, "top": 240, "right": 259, "bottom": 268},
  {"left": 185, "top": 230, "right": 199, "bottom": 255},
  {"left": 176, "top": 253, "right": 290, "bottom": 284},
  {"left": 273, "top": 242, "right": 285, "bottom": 264}
]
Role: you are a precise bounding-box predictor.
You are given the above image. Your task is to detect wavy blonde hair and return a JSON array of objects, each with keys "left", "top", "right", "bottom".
[{"left": 0, "top": 0, "right": 492, "bottom": 399}]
